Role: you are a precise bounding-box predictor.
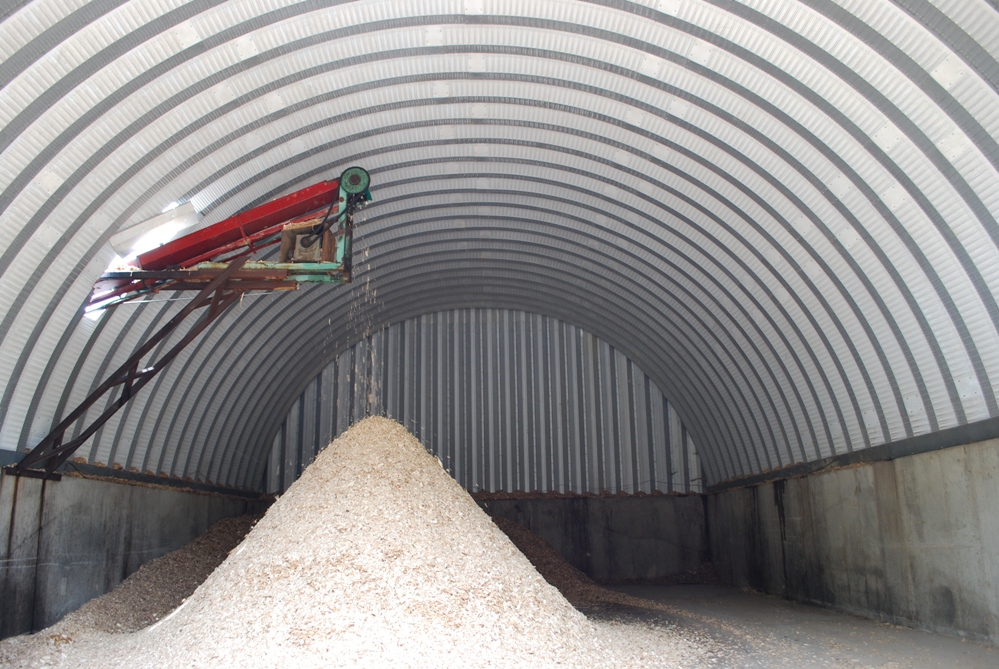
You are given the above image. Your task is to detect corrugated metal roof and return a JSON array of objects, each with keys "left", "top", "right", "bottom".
[{"left": 0, "top": 0, "right": 997, "bottom": 489}]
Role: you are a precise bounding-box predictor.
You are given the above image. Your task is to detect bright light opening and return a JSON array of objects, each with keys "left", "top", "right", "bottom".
[
  {"left": 129, "top": 220, "right": 188, "bottom": 256},
  {"left": 110, "top": 201, "right": 201, "bottom": 259},
  {"left": 93, "top": 202, "right": 202, "bottom": 317}
]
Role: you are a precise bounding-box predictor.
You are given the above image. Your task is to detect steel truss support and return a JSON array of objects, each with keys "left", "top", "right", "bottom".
[{"left": 4, "top": 257, "right": 250, "bottom": 480}]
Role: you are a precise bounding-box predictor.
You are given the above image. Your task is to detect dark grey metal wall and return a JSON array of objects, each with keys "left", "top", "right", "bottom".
[{"left": 266, "top": 309, "right": 703, "bottom": 494}]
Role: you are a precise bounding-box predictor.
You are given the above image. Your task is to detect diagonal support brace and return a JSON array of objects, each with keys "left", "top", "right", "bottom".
[{"left": 4, "top": 257, "right": 249, "bottom": 480}]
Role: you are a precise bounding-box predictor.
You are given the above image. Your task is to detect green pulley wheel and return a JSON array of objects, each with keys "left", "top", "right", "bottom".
[{"left": 340, "top": 166, "right": 370, "bottom": 195}]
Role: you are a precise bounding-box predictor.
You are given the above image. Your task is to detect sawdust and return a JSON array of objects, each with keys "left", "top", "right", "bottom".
[
  {"left": 491, "top": 515, "right": 621, "bottom": 609},
  {"left": 53, "top": 515, "right": 260, "bottom": 635},
  {"left": 1, "top": 417, "right": 710, "bottom": 668}
]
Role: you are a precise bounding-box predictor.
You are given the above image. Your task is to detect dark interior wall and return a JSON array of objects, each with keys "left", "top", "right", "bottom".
[
  {"left": 0, "top": 472, "right": 267, "bottom": 639},
  {"left": 480, "top": 495, "right": 708, "bottom": 583},
  {"left": 484, "top": 439, "right": 999, "bottom": 646},
  {"left": 707, "top": 438, "right": 999, "bottom": 645}
]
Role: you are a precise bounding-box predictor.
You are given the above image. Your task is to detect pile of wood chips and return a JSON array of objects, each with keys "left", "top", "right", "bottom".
[
  {"left": 56, "top": 515, "right": 260, "bottom": 635},
  {"left": 1, "top": 417, "right": 709, "bottom": 669},
  {"left": 490, "top": 515, "right": 655, "bottom": 610},
  {"left": 492, "top": 516, "right": 718, "bottom": 602}
]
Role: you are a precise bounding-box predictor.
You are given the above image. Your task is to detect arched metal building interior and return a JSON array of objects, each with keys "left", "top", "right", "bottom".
[{"left": 2, "top": 0, "right": 999, "bottom": 650}]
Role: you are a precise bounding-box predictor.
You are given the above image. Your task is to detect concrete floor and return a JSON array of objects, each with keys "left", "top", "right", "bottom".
[{"left": 603, "top": 584, "right": 998, "bottom": 669}]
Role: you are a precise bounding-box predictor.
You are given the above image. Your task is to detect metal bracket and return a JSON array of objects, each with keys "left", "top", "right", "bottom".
[{"left": 2, "top": 465, "right": 60, "bottom": 480}]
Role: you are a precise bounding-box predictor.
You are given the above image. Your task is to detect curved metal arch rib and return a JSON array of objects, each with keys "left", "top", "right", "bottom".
[{"left": 0, "top": 0, "right": 997, "bottom": 492}]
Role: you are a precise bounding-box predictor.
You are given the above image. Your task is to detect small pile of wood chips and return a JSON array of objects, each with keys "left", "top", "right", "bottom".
[
  {"left": 492, "top": 516, "right": 718, "bottom": 603},
  {"left": 490, "top": 515, "right": 640, "bottom": 609},
  {"left": 56, "top": 515, "right": 260, "bottom": 635}
]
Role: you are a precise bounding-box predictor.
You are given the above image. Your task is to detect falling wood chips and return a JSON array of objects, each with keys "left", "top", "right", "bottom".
[{"left": 0, "top": 417, "right": 710, "bottom": 668}]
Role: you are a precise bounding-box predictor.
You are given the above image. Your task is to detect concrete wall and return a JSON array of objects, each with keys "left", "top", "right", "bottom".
[
  {"left": 708, "top": 438, "right": 999, "bottom": 644},
  {"left": 8, "top": 438, "right": 995, "bottom": 645},
  {"left": 0, "top": 473, "right": 267, "bottom": 639},
  {"left": 481, "top": 495, "right": 708, "bottom": 583}
]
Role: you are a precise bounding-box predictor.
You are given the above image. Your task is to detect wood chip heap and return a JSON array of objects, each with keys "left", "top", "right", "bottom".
[
  {"left": 491, "top": 515, "right": 649, "bottom": 610},
  {"left": 492, "top": 515, "right": 719, "bottom": 608},
  {"left": 1, "top": 417, "right": 708, "bottom": 668},
  {"left": 55, "top": 514, "right": 260, "bottom": 635}
]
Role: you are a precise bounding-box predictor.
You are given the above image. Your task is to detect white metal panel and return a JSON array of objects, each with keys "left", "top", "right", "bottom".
[{"left": 0, "top": 0, "right": 997, "bottom": 495}]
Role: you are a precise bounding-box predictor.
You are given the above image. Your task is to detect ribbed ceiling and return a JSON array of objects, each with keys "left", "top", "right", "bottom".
[{"left": 1, "top": 0, "right": 998, "bottom": 490}]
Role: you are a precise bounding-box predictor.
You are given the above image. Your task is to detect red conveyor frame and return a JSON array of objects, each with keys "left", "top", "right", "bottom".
[{"left": 136, "top": 179, "right": 341, "bottom": 271}]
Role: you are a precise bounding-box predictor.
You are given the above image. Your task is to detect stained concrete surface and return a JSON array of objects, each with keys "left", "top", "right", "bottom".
[
  {"left": 0, "top": 473, "right": 267, "bottom": 639},
  {"left": 606, "top": 584, "right": 998, "bottom": 668},
  {"left": 708, "top": 438, "right": 999, "bottom": 645}
]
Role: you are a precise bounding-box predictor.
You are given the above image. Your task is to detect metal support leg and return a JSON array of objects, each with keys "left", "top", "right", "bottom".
[{"left": 4, "top": 257, "right": 249, "bottom": 479}]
